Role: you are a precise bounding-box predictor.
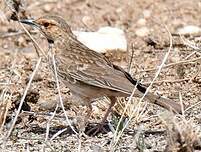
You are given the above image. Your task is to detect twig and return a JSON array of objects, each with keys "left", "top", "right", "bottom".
[
  {"left": 50, "top": 51, "right": 78, "bottom": 135},
  {"left": 5, "top": 57, "right": 41, "bottom": 139},
  {"left": 19, "top": 22, "right": 45, "bottom": 58},
  {"left": 51, "top": 52, "right": 82, "bottom": 151},
  {"left": 184, "top": 100, "right": 201, "bottom": 112},
  {"left": 111, "top": 24, "right": 174, "bottom": 149},
  {"left": 0, "top": 89, "right": 11, "bottom": 131},
  {"left": 179, "top": 92, "right": 185, "bottom": 116},
  {"left": 45, "top": 104, "right": 58, "bottom": 141},
  {"left": 185, "top": 51, "right": 197, "bottom": 60},
  {"left": 50, "top": 128, "right": 67, "bottom": 141},
  {"left": 143, "top": 76, "right": 201, "bottom": 85},
  {"left": 0, "top": 30, "right": 37, "bottom": 38},
  {"left": 128, "top": 43, "right": 135, "bottom": 74},
  {"left": 139, "top": 55, "right": 201, "bottom": 73},
  {"left": 0, "top": 49, "right": 19, "bottom": 132},
  {"left": 4, "top": 0, "right": 47, "bottom": 58},
  {"left": 180, "top": 35, "right": 201, "bottom": 52},
  {"left": 112, "top": 80, "right": 140, "bottom": 147},
  {"left": 136, "top": 25, "right": 173, "bottom": 119},
  {"left": 43, "top": 104, "right": 58, "bottom": 151},
  {"left": 179, "top": 34, "right": 201, "bottom": 59},
  {"left": 138, "top": 25, "right": 174, "bottom": 130},
  {"left": 20, "top": 111, "right": 73, "bottom": 120}
]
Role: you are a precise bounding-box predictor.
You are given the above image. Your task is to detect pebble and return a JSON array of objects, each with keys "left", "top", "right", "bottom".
[
  {"left": 73, "top": 26, "right": 127, "bottom": 53},
  {"left": 38, "top": 99, "right": 57, "bottom": 110},
  {"left": 137, "top": 18, "right": 146, "bottom": 26},
  {"left": 16, "top": 36, "right": 26, "bottom": 47},
  {"left": 176, "top": 25, "right": 201, "bottom": 35},
  {"left": 43, "top": 4, "right": 52, "bottom": 12},
  {"left": 82, "top": 16, "right": 94, "bottom": 27},
  {"left": 135, "top": 27, "right": 149, "bottom": 37},
  {"left": 3, "top": 44, "right": 8, "bottom": 49},
  {"left": 143, "top": 10, "right": 151, "bottom": 18}
]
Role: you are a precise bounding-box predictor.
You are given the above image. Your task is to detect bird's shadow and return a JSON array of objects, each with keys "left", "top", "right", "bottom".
[{"left": 26, "top": 122, "right": 111, "bottom": 137}]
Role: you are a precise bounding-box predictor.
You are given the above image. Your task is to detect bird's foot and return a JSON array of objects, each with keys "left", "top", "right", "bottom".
[{"left": 85, "top": 122, "right": 110, "bottom": 136}]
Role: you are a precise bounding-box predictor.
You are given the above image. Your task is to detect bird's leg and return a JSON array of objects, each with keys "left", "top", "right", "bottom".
[
  {"left": 86, "top": 96, "right": 117, "bottom": 135},
  {"left": 78, "top": 103, "right": 92, "bottom": 138},
  {"left": 100, "top": 96, "right": 116, "bottom": 124},
  {"left": 85, "top": 103, "right": 92, "bottom": 122}
]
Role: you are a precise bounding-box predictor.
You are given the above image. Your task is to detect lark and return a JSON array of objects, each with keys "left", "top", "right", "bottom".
[{"left": 20, "top": 15, "right": 182, "bottom": 133}]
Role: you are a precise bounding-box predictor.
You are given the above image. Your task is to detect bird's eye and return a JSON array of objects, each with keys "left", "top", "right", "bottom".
[{"left": 43, "top": 22, "right": 50, "bottom": 28}]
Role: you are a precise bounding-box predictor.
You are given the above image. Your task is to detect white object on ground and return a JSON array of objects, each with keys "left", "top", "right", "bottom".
[
  {"left": 73, "top": 26, "right": 127, "bottom": 53},
  {"left": 176, "top": 25, "right": 201, "bottom": 35}
]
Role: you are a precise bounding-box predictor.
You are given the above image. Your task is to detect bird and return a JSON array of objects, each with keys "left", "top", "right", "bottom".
[{"left": 20, "top": 15, "right": 182, "bottom": 133}]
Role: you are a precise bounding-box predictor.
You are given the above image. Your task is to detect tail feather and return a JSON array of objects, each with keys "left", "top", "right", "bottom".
[
  {"left": 113, "top": 64, "right": 183, "bottom": 114},
  {"left": 145, "top": 92, "right": 182, "bottom": 114}
]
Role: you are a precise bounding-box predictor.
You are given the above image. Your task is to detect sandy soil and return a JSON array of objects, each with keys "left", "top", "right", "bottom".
[{"left": 0, "top": 0, "right": 201, "bottom": 151}]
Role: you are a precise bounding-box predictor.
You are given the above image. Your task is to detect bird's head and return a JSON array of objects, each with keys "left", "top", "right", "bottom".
[{"left": 20, "top": 15, "right": 73, "bottom": 43}]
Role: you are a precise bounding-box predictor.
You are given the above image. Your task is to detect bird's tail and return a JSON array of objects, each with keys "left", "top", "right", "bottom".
[
  {"left": 144, "top": 92, "right": 183, "bottom": 114},
  {"left": 112, "top": 64, "right": 183, "bottom": 114}
]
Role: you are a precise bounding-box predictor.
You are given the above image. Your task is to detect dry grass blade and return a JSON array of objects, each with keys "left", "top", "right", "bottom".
[
  {"left": 5, "top": 0, "right": 22, "bottom": 13},
  {"left": 179, "top": 34, "right": 201, "bottom": 60},
  {"left": 112, "top": 81, "right": 140, "bottom": 141},
  {"left": 0, "top": 103, "right": 6, "bottom": 129},
  {"left": 0, "top": 89, "right": 12, "bottom": 131},
  {"left": 50, "top": 53, "right": 82, "bottom": 151},
  {"left": 50, "top": 128, "right": 67, "bottom": 141},
  {"left": 45, "top": 104, "right": 58, "bottom": 141},
  {"left": 4, "top": 0, "right": 47, "bottom": 58},
  {"left": 42, "top": 104, "right": 59, "bottom": 151},
  {"left": 128, "top": 43, "right": 135, "bottom": 73},
  {"left": 139, "top": 55, "right": 201, "bottom": 73},
  {"left": 4, "top": 0, "right": 55, "bottom": 140},
  {"left": 111, "top": 24, "right": 174, "bottom": 150},
  {"left": 184, "top": 100, "right": 201, "bottom": 113},
  {"left": 143, "top": 76, "right": 201, "bottom": 85},
  {"left": 139, "top": 33, "right": 201, "bottom": 73},
  {"left": 5, "top": 57, "right": 41, "bottom": 139},
  {"left": 50, "top": 52, "right": 78, "bottom": 135}
]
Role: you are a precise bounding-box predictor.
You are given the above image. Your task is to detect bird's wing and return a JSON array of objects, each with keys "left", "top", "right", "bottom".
[
  {"left": 57, "top": 58, "right": 139, "bottom": 95},
  {"left": 55, "top": 37, "right": 147, "bottom": 95}
]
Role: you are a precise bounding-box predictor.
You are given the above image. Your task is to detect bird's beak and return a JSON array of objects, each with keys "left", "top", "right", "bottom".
[
  {"left": 19, "top": 19, "right": 40, "bottom": 28},
  {"left": 19, "top": 18, "right": 54, "bottom": 43}
]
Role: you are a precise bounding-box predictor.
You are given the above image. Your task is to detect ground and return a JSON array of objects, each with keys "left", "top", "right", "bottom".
[{"left": 0, "top": 0, "right": 201, "bottom": 151}]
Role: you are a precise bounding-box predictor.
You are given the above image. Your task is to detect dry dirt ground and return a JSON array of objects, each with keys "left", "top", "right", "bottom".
[{"left": 0, "top": 0, "right": 201, "bottom": 151}]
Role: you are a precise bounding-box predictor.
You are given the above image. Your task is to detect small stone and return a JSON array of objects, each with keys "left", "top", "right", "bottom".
[
  {"left": 82, "top": 16, "right": 94, "bottom": 27},
  {"left": 3, "top": 44, "right": 8, "bottom": 49},
  {"left": 107, "top": 131, "right": 114, "bottom": 138},
  {"left": 176, "top": 25, "right": 201, "bottom": 35},
  {"left": 143, "top": 10, "right": 151, "bottom": 18},
  {"left": 38, "top": 99, "right": 58, "bottom": 110},
  {"left": 135, "top": 27, "right": 149, "bottom": 37},
  {"left": 73, "top": 26, "right": 127, "bottom": 53},
  {"left": 116, "top": 8, "right": 122, "bottom": 13},
  {"left": 43, "top": 4, "right": 52, "bottom": 12},
  {"left": 90, "top": 145, "right": 102, "bottom": 152},
  {"left": 137, "top": 18, "right": 146, "bottom": 26},
  {"left": 16, "top": 36, "right": 26, "bottom": 47}
]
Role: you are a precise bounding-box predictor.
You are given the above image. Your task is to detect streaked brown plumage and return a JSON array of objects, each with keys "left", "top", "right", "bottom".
[{"left": 20, "top": 15, "right": 182, "bottom": 132}]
